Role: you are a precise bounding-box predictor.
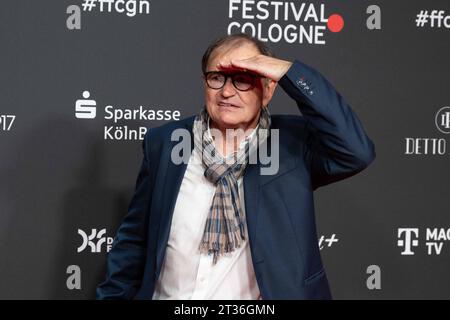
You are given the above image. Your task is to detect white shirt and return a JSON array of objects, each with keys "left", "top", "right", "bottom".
[{"left": 152, "top": 124, "right": 261, "bottom": 300}]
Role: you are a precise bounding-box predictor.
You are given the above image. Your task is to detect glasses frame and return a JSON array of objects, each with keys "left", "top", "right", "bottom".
[{"left": 203, "top": 71, "right": 264, "bottom": 92}]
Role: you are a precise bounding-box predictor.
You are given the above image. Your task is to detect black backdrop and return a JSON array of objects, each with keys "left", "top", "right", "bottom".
[{"left": 1, "top": 0, "right": 449, "bottom": 299}]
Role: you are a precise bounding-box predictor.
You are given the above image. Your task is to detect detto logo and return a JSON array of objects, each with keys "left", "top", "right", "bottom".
[
  {"left": 404, "top": 105, "right": 450, "bottom": 156},
  {"left": 227, "top": 0, "right": 345, "bottom": 45},
  {"left": 435, "top": 106, "right": 450, "bottom": 134}
]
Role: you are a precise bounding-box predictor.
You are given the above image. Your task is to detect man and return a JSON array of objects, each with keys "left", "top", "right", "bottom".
[{"left": 96, "top": 33, "right": 375, "bottom": 300}]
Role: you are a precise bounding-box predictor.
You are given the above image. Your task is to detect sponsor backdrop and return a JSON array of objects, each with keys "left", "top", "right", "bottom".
[{"left": 0, "top": 0, "right": 449, "bottom": 299}]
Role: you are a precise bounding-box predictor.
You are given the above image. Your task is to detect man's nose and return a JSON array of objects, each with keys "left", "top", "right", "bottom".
[{"left": 221, "top": 77, "right": 237, "bottom": 97}]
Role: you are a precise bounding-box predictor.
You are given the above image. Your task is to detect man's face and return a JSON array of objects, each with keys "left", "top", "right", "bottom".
[{"left": 204, "top": 42, "right": 276, "bottom": 132}]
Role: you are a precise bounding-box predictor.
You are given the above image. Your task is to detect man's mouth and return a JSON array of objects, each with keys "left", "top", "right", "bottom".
[{"left": 218, "top": 102, "right": 240, "bottom": 108}]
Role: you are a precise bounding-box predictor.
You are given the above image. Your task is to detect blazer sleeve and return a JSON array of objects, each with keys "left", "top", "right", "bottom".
[
  {"left": 278, "top": 59, "right": 376, "bottom": 190},
  {"left": 96, "top": 131, "right": 153, "bottom": 299}
]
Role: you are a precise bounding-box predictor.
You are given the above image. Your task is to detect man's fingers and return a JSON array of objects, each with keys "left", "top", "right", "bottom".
[
  {"left": 217, "top": 61, "right": 249, "bottom": 72},
  {"left": 217, "top": 56, "right": 289, "bottom": 81},
  {"left": 217, "top": 64, "right": 245, "bottom": 73},
  {"left": 217, "top": 61, "right": 231, "bottom": 67},
  {"left": 231, "top": 59, "right": 253, "bottom": 70},
  {"left": 232, "top": 59, "right": 265, "bottom": 75},
  {"left": 217, "top": 57, "right": 267, "bottom": 76}
]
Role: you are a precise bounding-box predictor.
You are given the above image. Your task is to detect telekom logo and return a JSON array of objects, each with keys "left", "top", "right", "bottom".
[{"left": 397, "top": 228, "right": 419, "bottom": 255}]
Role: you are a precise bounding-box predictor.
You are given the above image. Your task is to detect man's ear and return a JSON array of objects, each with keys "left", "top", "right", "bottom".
[{"left": 262, "top": 79, "right": 278, "bottom": 107}]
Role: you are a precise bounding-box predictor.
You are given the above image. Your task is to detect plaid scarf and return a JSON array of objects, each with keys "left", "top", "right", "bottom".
[{"left": 193, "top": 106, "right": 271, "bottom": 264}]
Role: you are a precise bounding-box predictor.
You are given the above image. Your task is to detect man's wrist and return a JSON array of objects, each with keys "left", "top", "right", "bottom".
[{"left": 278, "top": 60, "right": 293, "bottom": 81}]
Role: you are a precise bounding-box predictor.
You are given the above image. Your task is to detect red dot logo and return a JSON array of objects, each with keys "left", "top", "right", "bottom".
[{"left": 327, "top": 14, "right": 344, "bottom": 33}]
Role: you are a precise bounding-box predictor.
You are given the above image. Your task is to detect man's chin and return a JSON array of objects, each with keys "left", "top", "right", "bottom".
[{"left": 217, "top": 120, "right": 241, "bottom": 130}]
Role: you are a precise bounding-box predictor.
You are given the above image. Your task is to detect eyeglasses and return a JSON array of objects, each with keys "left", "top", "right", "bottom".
[{"left": 204, "top": 71, "right": 263, "bottom": 91}]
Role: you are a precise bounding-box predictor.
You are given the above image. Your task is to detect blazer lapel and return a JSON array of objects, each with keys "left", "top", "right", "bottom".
[
  {"left": 243, "top": 129, "right": 297, "bottom": 263},
  {"left": 243, "top": 161, "right": 262, "bottom": 262}
]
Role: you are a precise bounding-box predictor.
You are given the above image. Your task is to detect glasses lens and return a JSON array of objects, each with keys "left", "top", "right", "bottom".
[
  {"left": 206, "top": 72, "right": 225, "bottom": 89},
  {"left": 233, "top": 73, "right": 255, "bottom": 91}
]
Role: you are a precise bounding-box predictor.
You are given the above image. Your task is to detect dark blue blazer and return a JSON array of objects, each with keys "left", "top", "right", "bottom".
[{"left": 96, "top": 60, "right": 376, "bottom": 300}]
